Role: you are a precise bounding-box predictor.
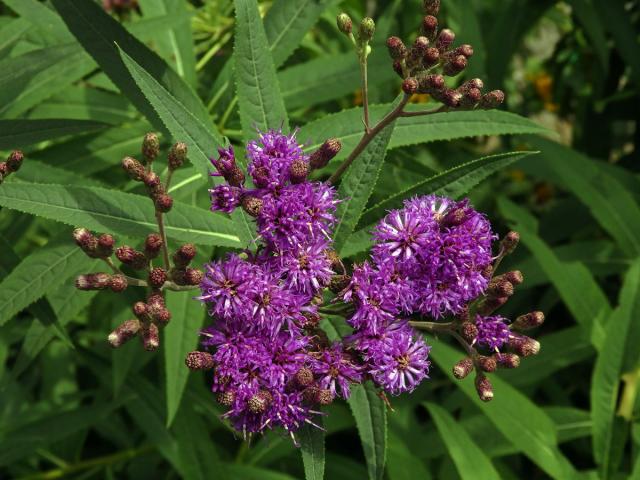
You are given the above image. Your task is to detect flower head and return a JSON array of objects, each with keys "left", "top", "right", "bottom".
[{"left": 474, "top": 315, "right": 511, "bottom": 351}]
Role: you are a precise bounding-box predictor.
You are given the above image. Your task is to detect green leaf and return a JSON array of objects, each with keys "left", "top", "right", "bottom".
[
  {"left": 51, "top": 0, "right": 213, "bottom": 136},
  {"left": 592, "top": 259, "right": 640, "bottom": 478},
  {"left": 0, "top": 119, "right": 107, "bottom": 150},
  {"left": 386, "top": 431, "right": 431, "bottom": 480},
  {"left": 0, "top": 235, "right": 92, "bottom": 326},
  {"left": 117, "top": 45, "right": 223, "bottom": 177},
  {"left": 298, "top": 108, "right": 549, "bottom": 161},
  {"left": 430, "top": 340, "right": 577, "bottom": 479},
  {"left": 332, "top": 106, "right": 399, "bottom": 252},
  {"left": 567, "top": 0, "right": 609, "bottom": 71},
  {"left": 164, "top": 291, "right": 206, "bottom": 427},
  {"left": 234, "top": 0, "right": 289, "bottom": 139},
  {"left": 0, "top": 183, "right": 242, "bottom": 247},
  {"left": 299, "top": 422, "right": 325, "bottom": 480},
  {"left": 498, "top": 196, "right": 612, "bottom": 346},
  {"left": 425, "top": 402, "right": 500, "bottom": 480},
  {"left": 2, "top": 0, "right": 72, "bottom": 43},
  {"left": 357, "top": 151, "right": 536, "bottom": 229}
]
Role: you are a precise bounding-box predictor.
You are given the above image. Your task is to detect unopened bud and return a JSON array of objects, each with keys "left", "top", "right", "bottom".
[
  {"left": 475, "top": 375, "right": 493, "bottom": 402},
  {"left": 477, "top": 355, "right": 497, "bottom": 373},
  {"left": 295, "top": 367, "right": 314, "bottom": 387},
  {"left": 437, "top": 88, "right": 462, "bottom": 108},
  {"left": 392, "top": 60, "right": 405, "bottom": 78},
  {"left": 329, "top": 274, "right": 351, "bottom": 294},
  {"left": 488, "top": 279, "right": 514, "bottom": 297},
  {"left": 512, "top": 311, "right": 545, "bottom": 330},
  {"left": 402, "top": 77, "right": 419, "bottom": 94},
  {"left": 408, "top": 36, "right": 429, "bottom": 65},
  {"left": 241, "top": 195, "right": 263, "bottom": 217},
  {"left": 479, "top": 90, "right": 505, "bottom": 109},
  {"left": 144, "top": 233, "right": 163, "bottom": 259},
  {"left": 115, "top": 246, "right": 147, "bottom": 270},
  {"left": 185, "top": 268, "right": 204, "bottom": 285},
  {"left": 217, "top": 391, "right": 236, "bottom": 406},
  {"left": 133, "top": 301, "right": 148, "bottom": 319},
  {"left": 155, "top": 308, "right": 172, "bottom": 326},
  {"left": 496, "top": 353, "right": 520, "bottom": 369},
  {"left": 109, "top": 274, "right": 128, "bottom": 292},
  {"left": 121, "top": 156, "right": 145, "bottom": 181},
  {"left": 154, "top": 194, "right": 173, "bottom": 213},
  {"left": 6, "top": 150, "right": 24, "bottom": 172},
  {"left": 435, "top": 29, "right": 455, "bottom": 52},
  {"left": 168, "top": 142, "right": 187, "bottom": 170},
  {"left": 500, "top": 231, "right": 520, "bottom": 254},
  {"left": 97, "top": 233, "right": 115, "bottom": 257},
  {"left": 248, "top": 390, "right": 273, "bottom": 413},
  {"left": 442, "top": 207, "right": 468, "bottom": 227},
  {"left": 477, "top": 296, "right": 508, "bottom": 315},
  {"left": 460, "top": 322, "right": 478, "bottom": 343},
  {"left": 186, "top": 351, "right": 215, "bottom": 370},
  {"left": 317, "top": 388, "right": 335, "bottom": 406},
  {"left": 147, "top": 295, "right": 167, "bottom": 320},
  {"left": 422, "top": 0, "right": 440, "bottom": 16},
  {"left": 75, "top": 273, "right": 111, "bottom": 290},
  {"left": 386, "top": 36, "right": 407, "bottom": 60},
  {"left": 108, "top": 319, "right": 141, "bottom": 348},
  {"left": 140, "top": 322, "right": 160, "bottom": 351},
  {"left": 423, "top": 47, "right": 440, "bottom": 67},
  {"left": 148, "top": 267, "right": 167, "bottom": 288},
  {"left": 170, "top": 268, "right": 187, "bottom": 285},
  {"left": 310, "top": 138, "right": 342, "bottom": 170},
  {"left": 143, "top": 171, "right": 162, "bottom": 190},
  {"left": 443, "top": 54, "right": 467, "bottom": 76},
  {"left": 453, "top": 357, "right": 473, "bottom": 379},
  {"left": 454, "top": 44, "right": 474, "bottom": 58},
  {"left": 337, "top": 13, "right": 352, "bottom": 35},
  {"left": 421, "top": 15, "right": 438, "bottom": 41},
  {"left": 142, "top": 132, "right": 160, "bottom": 162},
  {"left": 503, "top": 270, "right": 524, "bottom": 285},
  {"left": 418, "top": 74, "right": 444, "bottom": 94},
  {"left": 173, "top": 244, "right": 196, "bottom": 267},
  {"left": 459, "top": 87, "right": 482, "bottom": 108},
  {"left": 508, "top": 334, "right": 540, "bottom": 357},
  {"left": 289, "top": 159, "right": 309, "bottom": 184},
  {"left": 73, "top": 228, "right": 97, "bottom": 254},
  {"left": 359, "top": 17, "right": 375, "bottom": 42}
]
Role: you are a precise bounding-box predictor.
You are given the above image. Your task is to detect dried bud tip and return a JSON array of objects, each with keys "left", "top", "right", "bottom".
[
  {"left": 6, "top": 150, "right": 24, "bottom": 172},
  {"left": 73, "top": 228, "right": 95, "bottom": 249},
  {"left": 108, "top": 319, "right": 141, "bottom": 348},
  {"left": 142, "top": 132, "right": 160, "bottom": 161},
  {"left": 509, "top": 335, "right": 540, "bottom": 357},
  {"left": 512, "top": 311, "right": 545, "bottom": 330},
  {"left": 359, "top": 17, "right": 375, "bottom": 42},
  {"left": 185, "top": 351, "right": 215, "bottom": 370},
  {"left": 168, "top": 142, "right": 188, "bottom": 170},
  {"left": 475, "top": 375, "right": 494, "bottom": 402},
  {"left": 336, "top": 13, "right": 352, "bottom": 35},
  {"left": 453, "top": 357, "right": 474, "bottom": 379}
]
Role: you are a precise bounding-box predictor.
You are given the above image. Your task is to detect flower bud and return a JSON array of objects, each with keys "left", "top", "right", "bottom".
[
  {"left": 133, "top": 301, "right": 148, "bottom": 319},
  {"left": 108, "top": 319, "right": 141, "bottom": 348},
  {"left": 97, "top": 233, "right": 115, "bottom": 257},
  {"left": 488, "top": 279, "right": 514, "bottom": 297},
  {"left": 392, "top": 60, "right": 405, "bottom": 78},
  {"left": 185, "top": 268, "right": 204, "bottom": 285},
  {"left": 147, "top": 292, "right": 165, "bottom": 308},
  {"left": 503, "top": 270, "right": 524, "bottom": 285},
  {"left": 122, "top": 156, "right": 145, "bottom": 181},
  {"left": 147, "top": 295, "right": 167, "bottom": 320},
  {"left": 217, "top": 391, "right": 236, "bottom": 406},
  {"left": 6, "top": 150, "right": 24, "bottom": 173},
  {"left": 140, "top": 322, "right": 160, "bottom": 351},
  {"left": 168, "top": 142, "right": 187, "bottom": 171},
  {"left": 359, "top": 17, "right": 375, "bottom": 42},
  {"left": 173, "top": 243, "right": 196, "bottom": 267},
  {"left": 241, "top": 195, "right": 264, "bottom": 217},
  {"left": 73, "top": 228, "right": 98, "bottom": 255},
  {"left": 422, "top": 0, "right": 440, "bottom": 16},
  {"left": 295, "top": 367, "right": 314, "bottom": 387},
  {"left": 154, "top": 307, "right": 172, "bottom": 326},
  {"left": 481, "top": 264, "right": 493, "bottom": 279},
  {"left": 408, "top": 37, "right": 429, "bottom": 65},
  {"left": 329, "top": 274, "right": 351, "bottom": 294},
  {"left": 324, "top": 248, "right": 341, "bottom": 271},
  {"left": 75, "top": 273, "right": 111, "bottom": 290},
  {"left": 386, "top": 36, "right": 407, "bottom": 60},
  {"left": 476, "top": 296, "right": 508, "bottom": 315},
  {"left": 289, "top": 159, "right": 309, "bottom": 184},
  {"left": 512, "top": 311, "right": 545, "bottom": 330},
  {"left": 402, "top": 77, "right": 419, "bottom": 94},
  {"left": 443, "top": 54, "right": 467, "bottom": 76},
  {"left": 336, "top": 13, "right": 352, "bottom": 35},
  {"left": 435, "top": 88, "right": 462, "bottom": 108},
  {"left": 186, "top": 351, "right": 215, "bottom": 370},
  {"left": 418, "top": 74, "right": 444, "bottom": 94},
  {"left": 496, "top": 353, "right": 520, "bottom": 369},
  {"left": 460, "top": 321, "right": 478, "bottom": 343},
  {"left": 442, "top": 207, "right": 468, "bottom": 227},
  {"left": 454, "top": 44, "right": 474, "bottom": 58},
  {"left": 453, "top": 357, "right": 473, "bottom": 379},
  {"left": 154, "top": 193, "right": 173, "bottom": 213},
  {"left": 143, "top": 171, "right": 162, "bottom": 191},
  {"left": 116, "top": 245, "right": 147, "bottom": 269},
  {"left": 508, "top": 334, "right": 540, "bottom": 357},
  {"left": 310, "top": 138, "right": 342, "bottom": 170},
  {"left": 109, "top": 274, "right": 128, "bottom": 292},
  {"left": 144, "top": 233, "right": 163, "bottom": 259},
  {"left": 0, "top": 167, "right": 5, "bottom": 185},
  {"left": 317, "top": 388, "right": 335, "bottom": 406},
  {"left": 248, "top": 390, "right": 273, "bottom": 413},
  {"left": 435, "top": 29, "right": 455, "bottom": 52},
  {"left": 459, "top": 87, "right": 482, "bottom": 108},
  {"left": 421, "top": 15, "right": 438, "bottom": 41},
  {"left": 500, "top": 231, "right": 520, "bottom": 255},
  {"left": 170, "top": 268, "right": 187, "bottom": 285},
  {"left": 479, "top": 90, "right": 505, "bottom": 109},
  {"left": 423, "top": 47, "right": 440, "bottom": 67},
  {"left": 148, "top": 267, "right": 167, "bottom": 288},
  {"left": 477, "top": 355, "right": 497, "bottom": 373},
  {"left": 475, "top": 375, "right": 493, "bottom": 402},
  {"left": 142, "top": 132, "right": 160, "bottom": 162}
]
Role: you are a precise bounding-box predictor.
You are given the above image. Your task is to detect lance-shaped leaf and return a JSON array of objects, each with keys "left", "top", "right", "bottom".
[
  {"left": 234, "top": 0, "right": 289, "bottom": 140},
  {"left": 0, "top": 119, "right": 107, "bottom": 149},
  {"left": 0, "top": 183, "right": 242, "bottom": 247},
  {"left": 299, "top": 421, "right": 325, "bottom": 480}
]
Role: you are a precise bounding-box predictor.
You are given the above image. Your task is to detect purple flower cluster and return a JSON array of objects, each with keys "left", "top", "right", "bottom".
[{"left": 474, "top": 315, "right": 511, "bottom": 351}]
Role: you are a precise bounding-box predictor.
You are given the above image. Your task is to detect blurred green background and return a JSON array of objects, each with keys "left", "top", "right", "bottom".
[{"left": 0, "top": 0, "right": 639, "bottom": 478}]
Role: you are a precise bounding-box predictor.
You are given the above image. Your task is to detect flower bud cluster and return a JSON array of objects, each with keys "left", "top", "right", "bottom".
[
  {"left": 0, "top": 150, "right": 24, "bottom": 185},
  {"left": 385, "top": 4, "right": 504, "bottom": 110}
]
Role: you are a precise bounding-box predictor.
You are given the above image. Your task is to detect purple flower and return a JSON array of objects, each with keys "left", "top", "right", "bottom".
[
  {"left": 247, "top": 129, "right": 307, "bottom": 189},
  {"left": 311, "top": 343, "right": 362, "bottom": 399},
  {"left": 368, "top": 329, "right": 430, "bottom": 395},
  {"left": 373, "top": 208, "right": 431, "bottom": 265},
  {"left": 209, "top": 184, "right": 241, "bottom": 213},
  {"left": 276, "top": 241, "right": 334, "bottom": 295},
  {"left": 474, "top": 315, "right": 511, "bottom": 351}
]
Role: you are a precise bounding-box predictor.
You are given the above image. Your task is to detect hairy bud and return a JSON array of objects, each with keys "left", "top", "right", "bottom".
[
  {"left": 443, "top": 54, "right": 467, "bottom": 76},
  {"left": 115, "top": 245, "right": 147, "bottom": 270},
  {"left": 479, "top": 90, "right": 505, "bottom": 109},
  {"left": 248, "top": 390, "right": 273, "bottom": 414},
  {"left": 459, "top": 87, "right": 482, "bottom": 108},
  {"left": 109, "top": 274, "right": 128, "bottom": 292},
  {"left": 241, "top": 195, "right": 264, "bottom": 217},
  {"left": 148, "top": 267, "right": 167, "bottom": 288},
  {"left": 423, "top": 47, "right": 440, "bottom": 67},
  {"left": 496, "top": 353, "right": 520, "bottom": 369},
  {"left": 310, "top": 138, "right": 342, "bottom": 170},
  {"left": 173, "top": 244, "right": 196, "bottom": 267},
  {"left": 508, "top": 334, "right": 540, "bottom": 357},
  {"left": 108, "top": 319, "right": 141, "bottom": 348},
  {"left": 436, "top": 88, "right": 462, "bottom": 108},
  {"left": 477, "top": 355, "right": 497, "bottom": 373},
  {"left": 392, "top": 60, "right": 405, "bottom": 78},
  {"left": 454, "top": 44, "right": 474, "bottom": 58},
  {"left": 141, "top": 322, "right": 160, "bottom": 351},
  {"left": 336, "top": 13, "right": 352, "bottom": 35},
  {"left": 476, "top": 296, "right": 509, "bottom": 315},
  {"left": 122, "top": 156, "right": 145, "bottom": 181},
  {"left": 436, "top": 29, "right": 455, "bottom": 52},
  {"left": 6, "top": 150, "right": 24, "bottom": 173},
  {"left": 317, "top": 388, "right": 335, "bottom": 406},
  {"left": 500, "top": 231, "right": 520, "bottom": 255},
  {"left": 386, "top": 36, "right": 407, "bottom": 60},
  {"left": 96, "top": 233, "right": 115, "bottom": 257},
  {"left": 453, "top": 357, "right": 474, "bottom": 379},
  {"left": 409, "top": 36, "right": 430, "bottom": 65},
  {"left": 460, "top": 322, "right": 478, "bottom": 343},
  {"left": 73, "top": 228, "right": 98, "bottom": 256},
  {"left": 185, "top": 268, "right": 204, "bottom": 286},
  {"left": 168, "top": 142, "right": 188, "bottom": 170},
  {"left": 143, "top": 171, "right": 162, "bottom": 191},
  {"left": 133, "top": 301, "right": 148, "bottom": 320},
  {"left": 359, "top": 17, "right": 375, "bottom": 42},
  {"left": 295, "top": 367, "right": 314, "bottom": 387},
  {"left": 423, "top": 0, "right": 440, "bottom": 16},
  {"left": 217, "top": 391, "right": 236, "bottom": 406},
  {"left": 75, "top": 273, "right": 111, "bottom": 290},
  {"left": 154, "top": 193, "right": 173, "bottom": 213},
  {"left": 488, "top": 279, "right": 514, "bottom": 298},
  {"left": 475, "top": 374, "right": 494, "bottom": 402},
  {"left": 421, "top": 15, "right": 438, "bottom": 41},
  {"left": 144, "top": 233, "right": 163, "bottom": 259},
  {"left": 418, "top": 74, "right": 445, "bottom": 94},
  {"left": 402, "top": 77, "right": 419, "bottom": 94},
  {"left": 289, "top": 159, "right": 309, "bottom": 184},
  {"left": 142, "top": 132, "right": 160, "bottom": 162},
  {"left": 512, "top": 311, "right": 545, "bottom": 330},
  {"left": 186, "top": 351, "right": 215, "bottom": 370}
]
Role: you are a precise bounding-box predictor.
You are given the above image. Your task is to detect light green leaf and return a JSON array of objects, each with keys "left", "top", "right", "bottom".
[
  {"left": 0, "top": 183, "right": 242, "bottom": 247},
  {"left": 591, "top": 259, "right": 640, "bottom": 478},
  {"left": 234, "top": 0, "right": 289, "bottom": 139},
  {"left": 430, "top": 340, "right": 577, "bottom": 479},
  {"left": 164, "top": 291, "right": 206, "bottom": 427},
  {"left": 0, "top": 119, "right": 107, "bottom": 149},
  {"left": 299, "top": 421, "right": 325, "bottom": 480},
  {"left": 425, "top": 402, "right": 500, "bottom": 480}
]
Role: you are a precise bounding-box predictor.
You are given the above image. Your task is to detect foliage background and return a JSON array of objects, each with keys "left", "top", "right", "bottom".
[{"left": 0, "top": 0, "right": 638, "bottom": 478}]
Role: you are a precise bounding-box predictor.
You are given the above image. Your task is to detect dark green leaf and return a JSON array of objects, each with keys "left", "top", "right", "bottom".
[
  {"left": 299, "top": 421, "right": 325, "bottom": 480},
  {"left": 0, "top": 119, "right": 107, "bottom": 149}
]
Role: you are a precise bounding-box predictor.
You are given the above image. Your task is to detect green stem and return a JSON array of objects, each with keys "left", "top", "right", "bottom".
[{"left": 155, "top": 211, "right": 171, "bottom": 271}]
